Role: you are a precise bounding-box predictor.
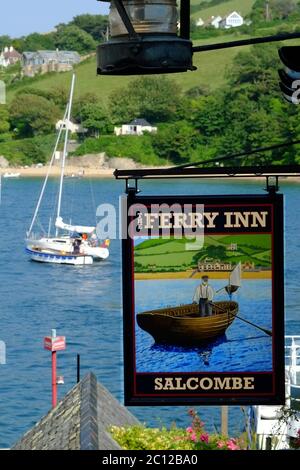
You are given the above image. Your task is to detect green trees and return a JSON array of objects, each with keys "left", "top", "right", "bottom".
[
  {"left": 251, "top": 0, "right": 300, "bottom": 23},
  {"left": 0, "top": 105, "right": 10, "bottom": 142},
  {"left": 54, "top": 26, "right": 96, "bottom": 55},
  {"left": 78, "top": 102, "right": 112, "bottom": 136},
  {"left": 110, "top": 77, "right": 184, "bottom": 124},
  {"left": 70, "top": 14, "right": 108, "bottom": 41},
  {"left": 9, "top": 94, "right": 60, "bottom": 137}
]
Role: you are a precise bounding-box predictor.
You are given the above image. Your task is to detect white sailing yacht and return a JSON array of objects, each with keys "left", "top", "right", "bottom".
[{"left": 25, "top": 74, "right": 110, "bottom": 265}]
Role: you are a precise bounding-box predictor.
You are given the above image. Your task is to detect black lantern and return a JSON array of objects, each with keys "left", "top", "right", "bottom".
[
  {"left": 97, "top": 0, "right": 195, "bottom": 75},
  {"left": 278, "top": 46, "right": 300, "bottom": 104}
]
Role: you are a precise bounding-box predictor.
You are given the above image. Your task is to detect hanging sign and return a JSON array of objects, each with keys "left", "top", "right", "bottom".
[{"left": 122, "top": 193, "right": 285, "bottom": 405}]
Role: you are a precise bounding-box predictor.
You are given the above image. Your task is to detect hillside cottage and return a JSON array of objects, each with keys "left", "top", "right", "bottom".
[
  {"left": 22, "top": 50, "right": 80, "bottom": 77},
  {"left": 0, "top": 46, "right": 21, "bottom": 68},
  {"left": 203, "top": 15, "right": 222, "bottom": 29},
  {"left": 197, "top": 258, "right": 232, "bottom": 272},
  {"left": 219, "top": 11, "right": 244, "bottom": 29},
  {"left": 195, "top": 18, "right": 204, "bottom": 27},
  {"left": 114, "top": 118, "right": 157, "bottom": 136},
  {"left": 55, "top": 119, "right": 87, "bottom": 135}
]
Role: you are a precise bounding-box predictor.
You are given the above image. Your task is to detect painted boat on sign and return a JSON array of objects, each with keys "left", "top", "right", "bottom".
[{"left": 137, "top": 301, "right": 238, "bottom": 346}]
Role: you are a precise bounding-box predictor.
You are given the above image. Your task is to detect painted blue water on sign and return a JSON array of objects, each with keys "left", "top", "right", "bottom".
[
  {"left": 135, "top": 279, "right": 272, "bottom": 373},
  {"left": 0, "top": 178, "right": 299, "bottom": 448}
]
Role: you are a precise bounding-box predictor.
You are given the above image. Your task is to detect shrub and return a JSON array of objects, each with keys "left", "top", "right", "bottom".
[{"left": 110, "top": 410, "right": 246, "bottom": 451}]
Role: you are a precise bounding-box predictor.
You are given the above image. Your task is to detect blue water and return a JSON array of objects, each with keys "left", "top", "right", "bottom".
[
  {"left": 0, "top": 178, "right": 299, "bottom": 448},
  {"left": 135, "top": 279, "right": 272, "bottom": 373}
]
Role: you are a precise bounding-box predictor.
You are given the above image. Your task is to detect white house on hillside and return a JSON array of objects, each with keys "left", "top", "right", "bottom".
[
  {"left": 196, "top": 18, "right": 204, "bottom": 27},
  {"left": 56, "top": 119, "right": 86, "bottom": 134},
  {"left": 219, "top": 11, "right": 244, "bottom": 29},
  {"left": 203, "top": 15, "right": 222, "bottom": 29},
  {"left": 0, "top": 46, "right": 21, "bottom": 68},
  {"left": 114, "top": 119, "right": 157, "bottom": 136}
]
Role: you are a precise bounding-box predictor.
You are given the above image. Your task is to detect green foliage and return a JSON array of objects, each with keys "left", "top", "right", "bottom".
[
  {"left": 0, "top": 105, "right": 10, "bottom": 134},
  {"left": 70, "top": 14, "right": 108, "bottom": 41},
  {"left": 9, "top": 94, "right": 60, "bottom": 137},
  {"left": 74, "top": 135, "right": 165, "bottom": 166},
  {"left": 16, "top": 32, "right": 56, "bottom": 52},
  {"left": 15, "top": 86, "right": 68, "bottom": 109},
  {"left": 111, "top": 410, "right": 246, "bottom": 451},
  {"left": 54, "top": 25, "right": 96, "bottom": 55},
  {"left": 151, "top": 121, "right": 201, "bottom": 164},
  {"left": 251, "top": 0, "right": 300, "bottom": 22},
  {"left": 109, "top": 76, "right": 184, "bottom": 124},
  {"left": 77, "top": 102, "right": 113, "bottom": 136},
  {"left": 0, "top": 134, "right": 55, "bottom": 165}
]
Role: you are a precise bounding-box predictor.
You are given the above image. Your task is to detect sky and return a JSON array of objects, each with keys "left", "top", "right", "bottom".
[{"left": 0, "top": 0, "right": 109, "bottom": 37}]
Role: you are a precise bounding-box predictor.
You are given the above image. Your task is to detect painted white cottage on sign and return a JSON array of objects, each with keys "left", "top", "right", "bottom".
[
  {"left": 114, "top": 119, "right": 157, "bottom": 136},
  {"left": 219, "top": 11, "right": 244, "bottom": 29}
]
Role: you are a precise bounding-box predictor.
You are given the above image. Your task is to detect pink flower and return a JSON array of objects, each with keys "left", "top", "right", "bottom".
[
  {"left": 200, "top": 433, "right": 209, "bottom": 444},
  {"left": 217, "top": 441, "right": 225, "bottom": 448},
  {"left": 190, "top": 433, "right": 197, "bottom": 442},
  {"left": 186, "top": 426, "right": 193, "bottom": 434},
  {"left": 227, "top": 439, "right": 240, "bottom": 451}
]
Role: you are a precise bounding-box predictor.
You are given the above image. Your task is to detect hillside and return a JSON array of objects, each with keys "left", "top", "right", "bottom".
[
  {"left": 6, "top": 33, "right": 253, "bottom": 103},
  {"left": 191, "top": 0, "right": 255, "bottom": 20},
  {"left": 134, "top": 235, "right": 272, "bottom": 273}
]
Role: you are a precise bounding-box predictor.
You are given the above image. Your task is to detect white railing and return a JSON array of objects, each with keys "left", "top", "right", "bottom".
[{"left": 285, "top": 336, "right": 300, "bottom": 385}]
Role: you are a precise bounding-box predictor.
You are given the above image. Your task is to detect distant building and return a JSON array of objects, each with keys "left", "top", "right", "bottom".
[
  {"left": 114, "top": 118, "right": 157, "bottom": 136},
  {"left": 203, "top": 15, "right": 222, "bottom": 29},
  {"left": 55, "top": 119, "right": 87, "bottom": 135},
  {"left": 227, "top": 243, "right": 238, "bottom": 252},
  {"left": 242, "top": 261, "right": 256, "bottom": 271},
  {"left": 198, "top": 258, "right": 232, "bottom": 272},
  {"left": 219, "top": 11, "right": 244, "bottom": 29},
  {"left": 196, "top": 18, "right": 204, "bottom": 27},
  {"left": 0, "top": 46, "right": 21, "bottom": 68},
  {"left": 22, "top": 50, "right": 81, "bottom": 77}
]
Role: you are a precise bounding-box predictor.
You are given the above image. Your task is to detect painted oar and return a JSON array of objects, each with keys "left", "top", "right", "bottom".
[{"left": 211, "top": 302, "right": 272, "bottom": 337}]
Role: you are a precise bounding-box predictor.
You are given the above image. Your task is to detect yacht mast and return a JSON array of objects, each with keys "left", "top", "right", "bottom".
[
  {"left": 27, "top": 106, "right": 68, "bottom": 237},
  {"left": 56, "top": 73, "right": 76, "bottom": 235}
]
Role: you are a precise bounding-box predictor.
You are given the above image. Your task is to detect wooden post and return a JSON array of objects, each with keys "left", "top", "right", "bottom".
[{"left": 221, "top": 406, "right": 229, "bottom": 436}]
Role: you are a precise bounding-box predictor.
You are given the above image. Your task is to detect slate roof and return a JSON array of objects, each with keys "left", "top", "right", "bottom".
[
  {"left": 12, "top": 373, "right": 139, "bottom": 450},
  {"left": 129, "top": 118, "right": 152, "bottom": 127},
  {"left": 22, "top": 50, "right": 80, "bottom": 65}
]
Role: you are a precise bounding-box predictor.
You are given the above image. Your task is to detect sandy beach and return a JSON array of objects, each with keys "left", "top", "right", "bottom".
[
  {"left": 2, "top": 166, "right": 300, "bottom": 182},
  {"left": 1, "top": 166, "right": 115, "bottom": 178}
]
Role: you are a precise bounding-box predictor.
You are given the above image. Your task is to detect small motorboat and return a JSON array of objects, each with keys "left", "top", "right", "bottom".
[
  {"left": 3, "top": 172, "right": 20, "bottom": 178},
  {"left": 137, "top": 301, "right": 238, "bottom": 346}
]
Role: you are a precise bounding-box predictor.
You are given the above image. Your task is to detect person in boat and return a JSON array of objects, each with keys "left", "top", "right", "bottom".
[
  {"left": 73, "top": 238, "right": 81, "bottom": 254},
  {"left": 193, "top": 275, "right": 215, "bottom": 317},
  {"left": 90, "top": 232, "right": 98, "bottom": 247}
]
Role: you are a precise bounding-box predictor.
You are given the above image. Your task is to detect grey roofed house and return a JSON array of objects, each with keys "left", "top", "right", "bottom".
[
  {"left": 12, "top": 373, "right": 139, "bottom": 450},
  {"left": 22, "top": 50, "right": 80, "bottom": 66}
]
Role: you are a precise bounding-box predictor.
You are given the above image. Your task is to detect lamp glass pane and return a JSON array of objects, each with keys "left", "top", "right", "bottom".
[{"left": 109, "top": 0, "right": 178, "bottom": 36}]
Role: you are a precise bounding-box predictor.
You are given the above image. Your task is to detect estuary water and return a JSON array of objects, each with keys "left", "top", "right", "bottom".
[{"left": 0, "top": 177, "right": 299, "bottom": 448}]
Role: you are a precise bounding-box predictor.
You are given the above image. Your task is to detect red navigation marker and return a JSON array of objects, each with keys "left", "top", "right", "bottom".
[
  {"left": 44, "top": 330, "right": 66, "bottom": 408},
  {"left": 44, "top": 336, "right": 66, "bottom": 352}
]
